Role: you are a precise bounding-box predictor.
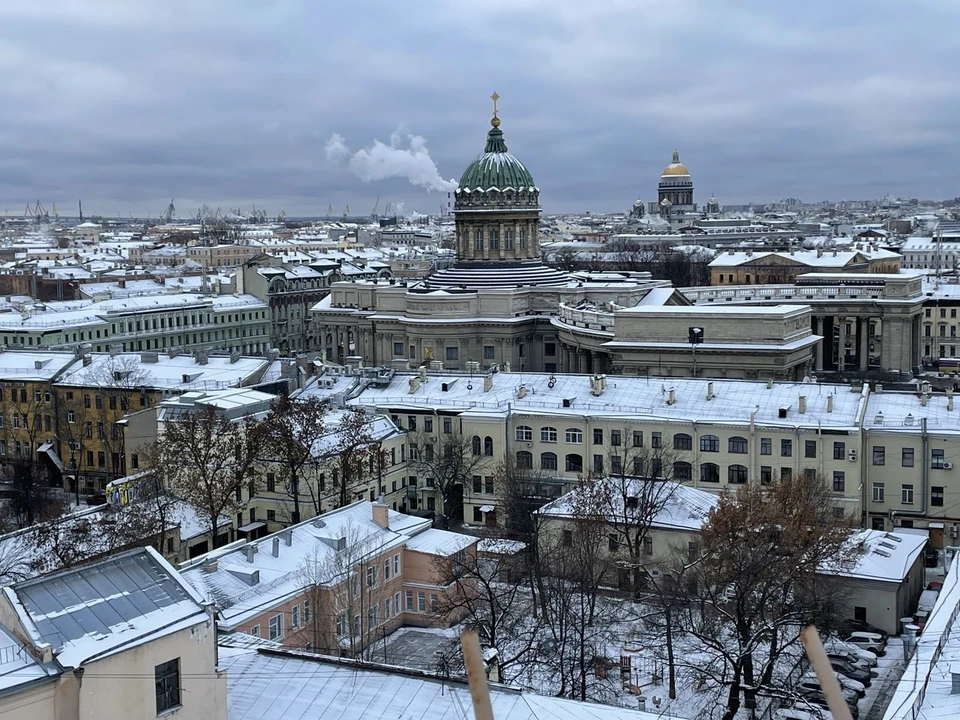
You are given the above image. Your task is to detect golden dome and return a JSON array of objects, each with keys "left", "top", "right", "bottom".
[{"left": 661, "top": 148, "right": 690, "bottom": 176}]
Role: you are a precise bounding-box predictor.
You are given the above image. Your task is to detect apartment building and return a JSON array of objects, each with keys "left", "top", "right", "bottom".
[
  {"left": 0, "top": 547, "right": 225, "bottom": 720},
  {"left": 178, "top": 501, "right": 477, "bottom": 657},
  {"left": 0, "top": 292, "right": 270, "bottom": 355},
  {"left": 349, "top": 371, "right": 869, "bottom": 528}
]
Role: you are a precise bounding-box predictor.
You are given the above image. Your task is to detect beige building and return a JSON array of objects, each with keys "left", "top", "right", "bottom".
[
  {"left": 709, "top": 245, "right": 902, "bottom": 286},
  {"left": 0, "top": 547, "right": 225, "bottom": 720},
  {"left": 179, "top": 500, "right": 477, "bottom": 657},
  {"left": 187, "top": 243, "right": 261, "bottom": 268}
]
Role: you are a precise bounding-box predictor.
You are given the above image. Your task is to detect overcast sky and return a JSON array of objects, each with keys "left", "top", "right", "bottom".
[{"left": 0, "top": 0, "right": 957, "bottom": 218}]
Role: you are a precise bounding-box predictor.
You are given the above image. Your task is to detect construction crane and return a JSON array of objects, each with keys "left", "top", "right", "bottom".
[
  {"left": 277, "top": 210, "right": 286, "bottom": 222},
  {"left": 327, "top": 204, "right": 334, "bottom": 218},
  {"left": 161, "top": 199, "right": 176, "bottom": 224},
  {"left": 384, "top": 201, "right": 393, "bottom": 216},
  {"left": 342, "top": 205, "right": 349, "bottom": 221},
  {"left": 25, "top": 200, "right": 48, "bottom": 223},
  {"left": 371, "top": 196, "right": 380, "bottom": 219}
]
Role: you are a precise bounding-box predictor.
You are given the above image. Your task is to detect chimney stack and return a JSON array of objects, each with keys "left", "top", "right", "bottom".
[
  {"left": 826, "top": 395, "right": 834, "bottom": 413},
  {"left": 666, "top": 387, "right": 676, "bottom": 406},
  {"left": 244, "top": 544, "right": 258, "bottom": 563},
  {"left": 705, "top": 381, "right": 714, "bottom": 401},
  {"left": 408, "top": 376, "right": 421, "bottom": 394},
  {"left": 372, "top": 502, "right": 389, "bottom": 529},
  {"left": 483, "top": 375, "right": 493, "bottom": 392},
  {"left": 798, "top": 395, "right": 807, "bottom": 414},
  {"left": 271, "top": 536, "right": 280, "bottom": 558}
]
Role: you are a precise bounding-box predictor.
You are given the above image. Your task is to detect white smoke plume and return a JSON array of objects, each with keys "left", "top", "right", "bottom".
[{"left": 325, "top": 130, "right": 457, "bottom": 193}]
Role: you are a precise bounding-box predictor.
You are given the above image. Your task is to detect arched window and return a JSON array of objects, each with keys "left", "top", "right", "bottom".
[
  {"left": 564, "top": 428, "right": 583, "bottom": 444},
  {"left": 728, "top": 464, "right": 748, "bottom": 484},
  {"left": 700, "top": 434, "right": 720, "bottom": 452},
  {"left": 483, "top": 436, "right": 494, "bottom": 456},
  {"left": 700, "top": 463, "right": 720, "bottom": 483},
  {"left": 516, "top": 451, "right": 533, "bottom": 469},
  {"left": 471, "top": 436, "right": 481, "bottom": 456},
  {"left": 541, "top": 452, "right": 558, "bottom": 471},
  {"left": 728, "top": 436, "right": 748, "bottom": 454},
  {"left": 673, "top": 433, "right": 693, "bottom": 451},
  {"left": 541, "top": 427, "right": 558, "bottom": 443},
  {"left": 673, "top": 461, "right": 693, "bottom": 481},
  {"left": 515, "top": 425, "right": 532, "bottom": 442},
  {"left": 565, "top": 454, "right": 583, "bottom": 473}
]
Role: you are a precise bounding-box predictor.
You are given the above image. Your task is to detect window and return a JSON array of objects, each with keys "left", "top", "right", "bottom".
[
  {"left": 632, "top": 431, "right": 643, "bottom": 447},
  {"left": 651, "top": 432, "right": 661, "bottom": 449},
  {"left": 872, "top": 482, "right": 884, "bottom": 503},
  {"left": 291, "top": 604, "right": 300, "bottom": 629},
  {"left": 393, "top": 341, "right": 404, "bottom": 357},
  {"left": 562, "top": 529, "right": 573, "bottom": 547},
  {"left": 642, "top": 536, "right": 653, "bottom": 556},
  {"left": 727, "top": 464, "right": 748, "bottom": 484},
  {"left": 485, "top": 476, "right": 494, "bottom": 494},
  {"left": 541, "top": 427, "right": 557, "bottom": 443},
  {"left": 902, "top": 484, "right": 914, "bottom": 505},
  {"left": 484, "top": 437, "right": 493, "bottom": 456},
  {"left": 760, "top": 437, "right": 772, "bottom": 456},
  {"left": 406, "top": 591, "right": 414, "bottom": 611},
  {"left": 592, "top": 428, "right": 604, "bottom": 445},
  {"left": 155, "top": 658, "right": 181, "bottom": 715},
  {"left": 515, "top": 425, "right": 532, "bottom": 442},
  {"left": 384, "top": 558, "right": 392, "bottom": 581},
  {"left": 483, "top": 345, "right": 495, "bottom": 360},
  {"left": 872, "top": 446, "right": 885, "bottom": 466},
  {"left": 932, "top": 449, "right": 945, "bottom": 469},
  {"left": 612, "top": 455, "right": 623, "bottom": 475},
  {"left": 564, "top": 428, "right": 582, "bottom": 444},
  {"left": 593, "top": 454, "right": 604, "bottom": 474},
  {"left": 804, "top": 440, "right": 817, "bottom": 459},
  {"left": 408, "top": 416, "right": 417, "bottom": 431},
  {"left": 564, "top": 454, "right": 583, "bottom": 472},
  {"left": 780, "top": 467, "right": 792, "bottom": 481},
  {"left": 700, "top": 463, "right": 720, "bottom": 483},
  {"left": 445, "top": 346, "right": 458, "bottom": 361},
  {"left": 728, "top": 436, "right": 748, "bottom": 454},
  {"left": 833, "top": 442, "right": 846, "bottom": 460},
  {"left": 700, "top": 435, "right": 719, "bottom": 452},
  {"left": 780, "top": 439, "right": 792, "bottom": 457},
  {"left": 902, "top": 448, "right": 914, "bottom": 467},
  {"left": 266, "top": 472, "right": 275, "bottom": 492},
  {"left": 473, "top": 475, "right": 482, "bottom": 493},
  {"left": 833, "top": 507, "right": 845, "bottom": 519},
  {"left": 366, "top": 565, "right": 377, "bottom": 588},
  {"left": 673, "top": 433, "right": 692, "bottom": 451},
  {"left": 516, "top": 451, "right": 533, "bottom": 469},
  {"left": 832, "top": 471, "right": 845, "bottom": 492},
  {"left": 610, "top": 430, "right": 622, "bottom": 446},
  {"left": 393, "top": 553, "right": 400, "bottom": 575},
  {"left": 367, "top": 604, "right": 380, "bottom": 628},
  {"left": 540, "top": 452, "right": 557, "bottom": 470},
  {"left": 932, "top": 486, "right": 944, "bottom": 507},
  {"left": 760, "top": 466, "right": 772, "bottom": 485},
  {"left": 249, "top": 625, "right": 260, "bottom": 638},
  {"left": 385, "top": 597, "right": 392, "bottom": 618},
  {"left": 688, "top": 542, "right": 700, "bottom": 562},
  {"left": 608, "top": 533, "right": 618, "bottom": 552},
  {"left": 417, "top": 592, "right": 426, "bottom": 612},
  {"left": 471, "top": 435, "right": 481, "bottom": 455},
  {"left": 443, "top": 418, "right": 452, "bottom": 434},
  {"left": 673, "top": 461, "right": 692, "bottom": 481}
]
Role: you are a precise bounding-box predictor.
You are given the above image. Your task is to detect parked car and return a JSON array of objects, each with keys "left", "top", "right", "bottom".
[
  {"left": 824, "top": 640, "right": 878, "bottom": 667},
  {"left": 799, "top": 676, "right": 862, "bottom": 702},
  {"left": 829, "top": 658, "right": 871, "bottom": 686},
  {"left": 802, "top": 671, "right": 866, "bottom": 698},
  {"left": 840, "top": 619, "right": 890, "bottom": 642},
  {"left": 917, "top": 589, "right": 939, "bottom": 615},
  {"left": 842, "top": 633, "right": 886, "bottom": 656},
  {"left": 927, "top": 580, "right": 944, "bottom": 592},
  {"left": 797, "top": 688, "right": 859, "bottom": 719},
  {"left": 827, "top": 651, "right": 874, "bottom": 675}
]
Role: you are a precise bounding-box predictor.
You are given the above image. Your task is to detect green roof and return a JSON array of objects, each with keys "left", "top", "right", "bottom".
[{"left": 458, "top": 125, "right": 535, "bottom": 191}]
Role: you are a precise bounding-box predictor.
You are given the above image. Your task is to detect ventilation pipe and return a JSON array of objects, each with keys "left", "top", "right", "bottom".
[
  {"left": 666, "top": 387, "right": 676, "bottom": 406},
  {"left": 798, "top": 395, "right": 807, "bottom": 414},
  {"left": 483, "top": 375, "right": 493, "bottom": 392},
  {"left": 826, "top": 395, "right": 834, "bottom": 413},
  {"left": 408, "top": 376, "right": 421, "bottom": 394},
  {"left": 705, "top": 382, "right": 714, "bottom": 401}
]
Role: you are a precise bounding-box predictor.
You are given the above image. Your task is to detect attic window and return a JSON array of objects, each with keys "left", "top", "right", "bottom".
[{"left": 441, "top": 380, "right": 457, "bottom": 392}]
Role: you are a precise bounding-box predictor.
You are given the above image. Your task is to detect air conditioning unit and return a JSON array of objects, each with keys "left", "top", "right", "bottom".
[
  {"left": 944, "top": 461, "right": 953, "bottom": 471},
  {"left": 848, "top": 449, "right": 858, "bottom": 462}
]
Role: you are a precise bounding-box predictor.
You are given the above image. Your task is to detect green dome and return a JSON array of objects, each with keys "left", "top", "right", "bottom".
[{"left": 457, "top": 125, "right": 536, "bottom": 191}]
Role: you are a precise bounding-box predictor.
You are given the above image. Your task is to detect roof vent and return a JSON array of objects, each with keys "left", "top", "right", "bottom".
[
  {"left": 798, "top": 395, "right": 807, "bottom": 414},
  {"left": 243, "top": 544, "right": 258, "bottom": 563},
  {"left": 904, "top": 413, "right": 915, "bottom": 426},
  {"left": 874, "top": 412, "right": 884, "bottom": 425}
]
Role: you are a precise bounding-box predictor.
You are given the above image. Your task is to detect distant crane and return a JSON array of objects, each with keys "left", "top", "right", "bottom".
[
  {"left": 161, "top": 199, "right": 176, "bottom": 224},
  {"left": 371, "top": 195, "right": 380, "bottom": 219},
  {"left": 384, "top": 201, "right": 393, "bottom": 216},
  {"left": 342, "top": 205, "right": 349, "bottom": 221},
  {"left": 51, "top": 203, "right": 59, "bottom": 220},
  {"left": 327, "top": 204, "right": 334, "bottom": 218},
  {"left": 25, "top": 200, "right": 48, "bottom": 223},
  {"left": 277, "top": 210, "right": 286, "bottom": 222}
]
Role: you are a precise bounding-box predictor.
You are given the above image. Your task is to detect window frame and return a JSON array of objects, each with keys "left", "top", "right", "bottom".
[{"left": 155, "top": 658, "right": 181, "bottom": 715}]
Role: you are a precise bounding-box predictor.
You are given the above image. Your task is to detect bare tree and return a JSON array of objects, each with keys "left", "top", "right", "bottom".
[
  {"left": 679, "top": 472, "right": 860, "bottom": 720},
  {"left": 260, "top": 395, "right": 329, "bottom": 523},
  {"left": 156, "top": 405, "right": 263, "bottom": 549},
  {"left": 325, "top": 409, "right": 387, "bottom": 511},
  {"left": 408, "top": 428, "right": 489, "bottom": 527}
]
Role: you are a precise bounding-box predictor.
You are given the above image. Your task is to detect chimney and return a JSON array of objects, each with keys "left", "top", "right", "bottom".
[
  {"left": 921, "top": 394, "right": 929, "bottom": 407},
  {"left": 244, "top": 544, "right": 258, "bottom": 563},
  {"left": 705, "top": 381, "right": 714, "bottom": 401},
  {"left": 271, "top": 536, "right": 280, "bottom": 557},
  {"left": 109, "top": 344, "right": 120, "bottom": 357},
  {"left": 950, "top": 396, "right": 955, "bottom": 412},
  {"left": 483, "top": 375, "right": 493, "bottom": 392},
  {"left": 516, "top": 385, "right": 528, "bottom": 399},
  {"left": 798, "top": 395, "right": 807, "bottom": 414},
  {"left": 281, "top": 528, "right": 293, "bottom": 546},
  {"left": 418, "top": 365, "right": 427, "bottom": 381},
  {"left": 408, "top": 376, "right": 421, "bottom": 394},
  {"left": 590, "top": 376, "right": 603, "bottom": 397},
  {"left": 875, "top": 383, "right": 883, "bottom": 393},
  {"left": 638, "top": 696, "right": 647, "bottom": 712},
  {"left": 666, "top": 387, "right": 676, "bottom": 405},
  {"left": 372, "top": 502, "right": 389, "bottom": 529},
  {"left": 826, "top": 395, "right": 834, "bottom": 413},
  {"left": 766, "top": 378, "right": 773, "bottom": 389},
  {"left": 503, "top": 361, "right": 511, "bottom": 373}
]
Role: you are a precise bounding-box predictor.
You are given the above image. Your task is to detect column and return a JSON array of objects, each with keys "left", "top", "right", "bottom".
[
  {"left": 838, "top": 316, "right": 847, "bottom": 371},
  {"left": 813, "top": 316, "right": 824, "bottom": 372},
  {"left": 858, "top": 317, "right": 869, "bottom": 371},
  {"left": 576, "top": 350, "right": 584, "bottom": 374}
]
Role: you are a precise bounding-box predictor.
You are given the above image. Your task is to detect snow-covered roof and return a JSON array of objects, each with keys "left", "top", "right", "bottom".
[
  {"left": 708, "top": 247, "right": 900, "bottom": 268},
  {"left": 4, "top": 547, "right": 208, "bottom": 669},
  {"left": 863, "top": 390, "right": 960, "bottom": 433},
  {"left": 820, "top": 530, "right": 926, "bottom": 583},
  {"left": 403, "top": 528, "right": 477, "bottom": 557},
  {"left": 222, "top": 649, "right": 677, "bottom": 720},
  {"left": 57, "top": 352, "right": 268, "bottom": 391},
  {"left": 352, "top": 372, "right": 867, "bottom": 430},
  {"left": 0, "top": 350, "right": 76, "bottom": 381},
  {"left": 0, "top": 623, "right": 59, "bottom": 692},
  {"left": 179, "top": 502, "right": 434, "bottom": 628},
  {"left": 536, "top": 479, "right": 718, "bottom": 532}
]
